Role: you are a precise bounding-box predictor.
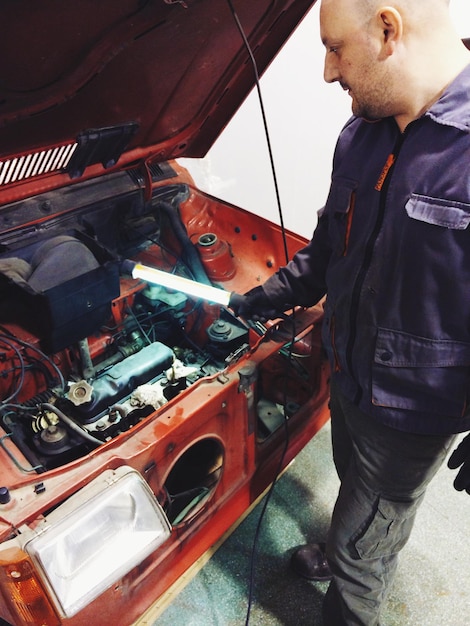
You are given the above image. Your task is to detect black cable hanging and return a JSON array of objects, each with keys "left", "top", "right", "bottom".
[
  {"left": 226, "top": 0, "right": 290, "bottom": 266},
  {"left": 225, "top": 2, "right": 298, "bottom": 624}
]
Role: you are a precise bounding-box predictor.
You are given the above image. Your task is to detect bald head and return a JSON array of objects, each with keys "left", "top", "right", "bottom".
[
  {"left": 345, "top": 0, "right": 449, "bottom": 19},
  {"left": 320, "top": 0, "right": 469, "bottom": 130},
  {"left": 322, "top": 0, "right": 452, "bottom": 35}
]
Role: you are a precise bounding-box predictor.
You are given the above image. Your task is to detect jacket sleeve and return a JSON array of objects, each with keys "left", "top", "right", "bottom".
[
  {"left": 260, "top": 121, "right": 355, "bottom": 311},
  {"left": 262, "top": 209, "right": 332, "bottom": 308}
]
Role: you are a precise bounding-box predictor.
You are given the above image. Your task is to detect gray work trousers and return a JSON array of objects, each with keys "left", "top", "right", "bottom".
[{"left": 322, "top": 381, "right": 456, "bottom": 626}]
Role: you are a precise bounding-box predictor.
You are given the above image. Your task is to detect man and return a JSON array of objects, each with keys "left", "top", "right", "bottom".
[{"left": 229, "top": 0, "right": 470, "bottom": 623}]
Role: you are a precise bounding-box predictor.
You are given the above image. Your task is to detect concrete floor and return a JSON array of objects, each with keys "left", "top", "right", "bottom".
[{"left": 153, "top": 422, "right": 470, "bottom": 626}]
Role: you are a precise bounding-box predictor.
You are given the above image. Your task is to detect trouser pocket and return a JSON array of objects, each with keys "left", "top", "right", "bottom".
[{"left": 354, "top": 495, "right": 422, "bottom": 559}]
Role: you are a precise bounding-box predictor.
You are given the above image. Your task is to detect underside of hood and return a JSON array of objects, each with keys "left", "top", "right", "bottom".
[{"left": 0, "top": 0, "right": 316, "bottom": 168}]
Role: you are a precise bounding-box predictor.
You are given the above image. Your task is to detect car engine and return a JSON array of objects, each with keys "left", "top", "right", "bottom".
[{"left": 0, "top": 170, "right": 252, "bottom": 472}]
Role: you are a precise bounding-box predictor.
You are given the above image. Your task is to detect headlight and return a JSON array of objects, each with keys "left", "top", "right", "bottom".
[{"left": 22, "top": 466, "right": 171, "bottom": 618}]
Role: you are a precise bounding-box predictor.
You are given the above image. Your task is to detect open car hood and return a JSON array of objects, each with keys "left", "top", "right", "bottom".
[{"left": 0, "top": 0, "right": 316, "bottom": 178}]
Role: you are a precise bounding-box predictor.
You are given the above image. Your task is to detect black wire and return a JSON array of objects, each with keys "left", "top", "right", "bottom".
[
  {"left": 245, "top": 404, "right": 290, "bottom": 626},
  {"left": 0, "top": 328, "right": 66, "bottom": 393},
  {"left": 226, "top": 0, "right": 290, "bottom": 266},
  {"left": 0, "top": 337, "right": 26, "bottom": 403},
  {"left": 225, "top": 2, "right": 298, "bottom": 624}
]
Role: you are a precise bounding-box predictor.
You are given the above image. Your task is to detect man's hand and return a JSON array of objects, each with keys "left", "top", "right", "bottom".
[
  {"left": 229, "top": 286, "right": 287, "bottom": 322},
  {"left": 448, "top": 433, "right": 470, "bottom": 494}
]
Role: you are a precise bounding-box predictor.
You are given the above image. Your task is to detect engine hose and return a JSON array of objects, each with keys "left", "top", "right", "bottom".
[
  {"left": 155, "top": 199, "right": 212, "bottom": 285},
  {"left": 40, "top": 403, "right": 102, "bottom": 447},
  {"left": 78, "top": 339, "right": 94, "bottom": 380}
]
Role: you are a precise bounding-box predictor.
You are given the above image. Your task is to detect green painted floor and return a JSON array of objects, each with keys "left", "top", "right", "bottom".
[{"left": 154, "top": 422, "right": 470, "bottom": 626}]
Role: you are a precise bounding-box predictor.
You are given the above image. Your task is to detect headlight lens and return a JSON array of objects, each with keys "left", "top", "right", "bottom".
[{"left": 24, "top": 467, "right": 171, "bottom": 617}]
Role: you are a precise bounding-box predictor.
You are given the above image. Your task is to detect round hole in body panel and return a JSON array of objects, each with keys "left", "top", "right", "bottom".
[{"left": 163, "top": 437, "right": 224, "bottom": 526}]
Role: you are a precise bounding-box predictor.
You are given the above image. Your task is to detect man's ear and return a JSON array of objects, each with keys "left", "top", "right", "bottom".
[{"left": 377, "top": 7, "right": 403, "bottom": 56}]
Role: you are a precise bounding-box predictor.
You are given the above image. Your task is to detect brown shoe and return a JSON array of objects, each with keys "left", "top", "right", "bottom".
[{"left": 290, "top": 542, "right": 333, "bottom": 581}]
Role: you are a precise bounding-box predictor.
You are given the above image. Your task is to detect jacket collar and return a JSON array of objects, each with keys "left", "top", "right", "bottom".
[{"left": 425, "top": 62, "right": 470, "bottom": 132}]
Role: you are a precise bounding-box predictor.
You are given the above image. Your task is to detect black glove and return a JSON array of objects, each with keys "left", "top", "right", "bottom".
[
  {"left": 448, "top": 433, "right": 470, "bottom": 494},
  {"left": 229, "top": 286, "right": 287, "bottom": 322}
]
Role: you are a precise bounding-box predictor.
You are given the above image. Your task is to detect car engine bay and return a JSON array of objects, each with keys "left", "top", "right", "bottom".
[
  {"left": 0, "top": 167, "right": 260, "bottom": 473},
  {"left": 0, "top": 163, "right": 320, "bottom": 477}
]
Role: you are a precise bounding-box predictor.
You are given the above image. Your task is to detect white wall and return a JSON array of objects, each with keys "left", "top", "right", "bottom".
[{"left": 179, "top": 0, "right": 470, "bottom": 239}]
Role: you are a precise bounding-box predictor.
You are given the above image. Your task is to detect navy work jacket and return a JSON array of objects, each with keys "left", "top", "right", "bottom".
[{"left": 263, "top": 64, "right": 470, "bottom": 435}]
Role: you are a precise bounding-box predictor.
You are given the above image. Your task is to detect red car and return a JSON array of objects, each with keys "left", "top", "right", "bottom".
[{"left": 0, "top": 2, "right": 329, "bottom": 624}]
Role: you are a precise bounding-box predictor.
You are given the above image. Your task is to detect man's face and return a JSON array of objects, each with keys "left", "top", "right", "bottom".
[{"left": 320, "top": 0, "right": 395, "bottom": 121}]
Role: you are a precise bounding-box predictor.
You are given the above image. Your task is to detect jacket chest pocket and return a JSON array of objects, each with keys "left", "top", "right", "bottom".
[
  {"left": 406, "top": 194, "right": 470, "bottom": 230},
  {"left": 324, "top": 178, "right": 357, "bottom": 256},
  {"left": 372, "top": 328, "right": 470, "bottom": 417}
]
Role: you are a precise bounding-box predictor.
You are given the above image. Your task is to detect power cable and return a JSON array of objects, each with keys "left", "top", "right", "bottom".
[
  {"left": 226, "top": 0, "right": 290, "bottom": 266},
  {"left": 225, "top": 2, "right": 299, "bottom": 624}
]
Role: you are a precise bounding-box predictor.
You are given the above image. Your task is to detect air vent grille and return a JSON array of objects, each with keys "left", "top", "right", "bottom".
[
  {"left": 127, "top": 161, "right": 177, "bottom": 186},
  {"left": 0, "top": 143, "right": 78, "bottom": 186}
]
